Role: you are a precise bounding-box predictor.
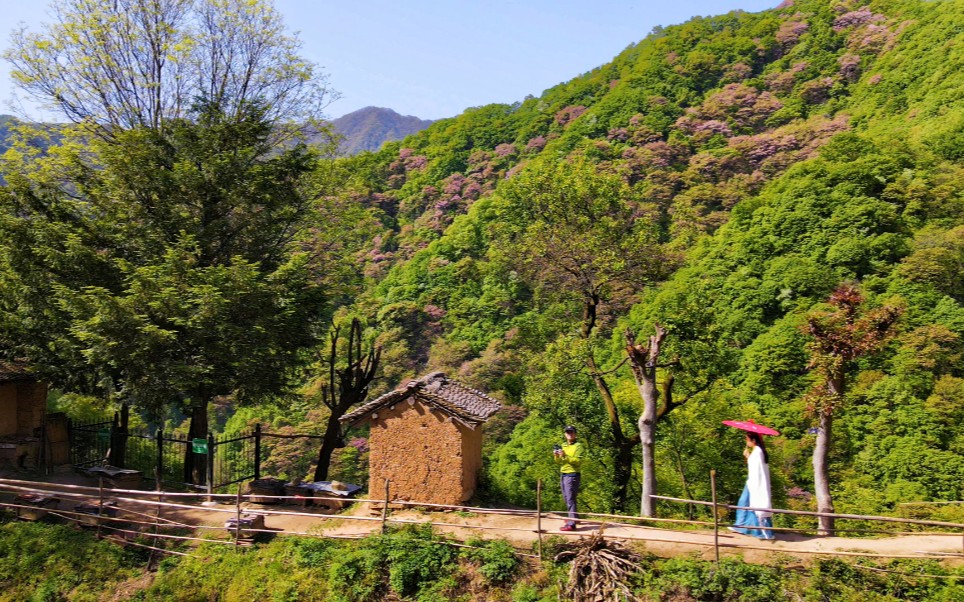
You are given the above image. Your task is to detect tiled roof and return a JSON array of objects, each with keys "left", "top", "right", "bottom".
[
  {"left": 0, "top": 361, "right": 35, "bottom": 383},
  {"left": 340, "top": 372, "right": 501, "bottom": 427}
]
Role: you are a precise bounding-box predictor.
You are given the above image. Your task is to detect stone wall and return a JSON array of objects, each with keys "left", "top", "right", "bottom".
[{"left": 366, "top": 399, "right": 481, "bottom": 505}]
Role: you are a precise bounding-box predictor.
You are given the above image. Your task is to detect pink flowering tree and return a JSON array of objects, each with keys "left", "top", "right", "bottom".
[
  {"left": 838, "top": 53, "right": 861, "bottom": 82},
  {"left": 525, "top": 136, "right": 547, "bottom": 153},
  {"left": 554, "top": 105, "right": 587, "bottom": 126},
  {"left": 776, "top": 14, "right": 809, "bottom": 50}
]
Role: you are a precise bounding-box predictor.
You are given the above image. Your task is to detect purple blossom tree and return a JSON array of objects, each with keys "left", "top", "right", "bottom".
[
  {"left": 799, "top": 77, "right": 836, "bottom": 104},
  {"left": 833, "top": 8, "right": 883, "bottom": 32},
  {"left": 442, "top": 173, "right": 466, "bottom": 195},
  {"left": 525, "top": 136, "right": 546, "bottom": 153},
  {"left": 462, "top": 181, "right": 482, "bottom": 200},
  {"left": 494, "top": 143, "right": 517, "bottom": 157},
  {"left": 554, "top": 105, "right": 587, "bottom": 126},
  {"left": 776, "top": 15, "right": 809, "bottom": 49},
  {"left": 423, "top": 304, "right": 447, "bottom": 321},
  {"left": 838, "top": 53, "right": 861, "bottom": 82},
  {"left": 722, "top": 62, "right": 752, "bottom": 83},
  {"left": 405, "top": 155, "right": 427, "bottom": 170}
]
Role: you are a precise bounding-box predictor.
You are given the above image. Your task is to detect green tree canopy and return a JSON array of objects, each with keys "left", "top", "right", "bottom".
[{"left": 0, "top": 100, "right": 327, "bottom": 429}]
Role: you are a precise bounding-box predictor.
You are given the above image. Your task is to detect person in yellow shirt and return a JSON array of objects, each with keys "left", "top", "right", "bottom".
[{"left": 553, "top": 425, "right": 584, "bottom": 531}]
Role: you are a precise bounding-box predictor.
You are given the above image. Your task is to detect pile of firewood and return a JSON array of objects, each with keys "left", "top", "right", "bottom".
[{"left": 554, "top": 530, "right": 644, "bottom": 601}]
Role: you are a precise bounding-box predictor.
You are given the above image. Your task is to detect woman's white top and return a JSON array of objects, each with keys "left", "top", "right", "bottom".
[{"left": 746, "top": 446, "right": 773, "bottom": 519}]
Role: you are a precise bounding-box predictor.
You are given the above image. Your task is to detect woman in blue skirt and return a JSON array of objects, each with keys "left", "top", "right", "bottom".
[{"left": 730, "top": 431, "right": 775, "bottom": 540}]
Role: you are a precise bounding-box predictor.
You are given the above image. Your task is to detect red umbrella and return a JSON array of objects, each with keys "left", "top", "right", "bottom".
[{"left": 722, "top": 419, "right": 780, "bottom": 436}]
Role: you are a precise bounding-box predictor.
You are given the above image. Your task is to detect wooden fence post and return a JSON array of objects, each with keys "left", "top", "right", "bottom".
[
  {"left": 536, "top": 479, "right": 543, "bottom": 561},
  {"left": 115, "top": 404, "right": 129, "bottom": 468},
  {"left": 66, "top": 417, "right": 73, "bottom": 467},
  {"left": 155, "top": 429, "right": 164, "bottom": 487},
  {"left": 41, "top": 414, "right": 50, "bottom": 475},
  {"left": 710, "top": 469, "right": 720, "bottom": 564},
  {"left": 149, "top": 467, "right": 163, "bottom": 564},
  {"left": 381, "top": 479, "right": 390, "bottom": 534},
  {"left": 108, "top": 412, "right": 118, "bottom": 466},
  {"left": 97, "top": 476, "right": 105, "bottom": 540},
  {"left": 235, "top": 488, "right": 243, "bottom": 546},
  {"left": 253, "top": 423, "right": 262, "bottom": 481},
  {"left": 206, "top": 432, "right": 215, "bottom": 500}
]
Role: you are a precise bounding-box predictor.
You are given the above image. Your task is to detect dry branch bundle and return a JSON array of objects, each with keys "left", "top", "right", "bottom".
[{"left": 555, "top": 530, "right": 644, "bottom": 601}]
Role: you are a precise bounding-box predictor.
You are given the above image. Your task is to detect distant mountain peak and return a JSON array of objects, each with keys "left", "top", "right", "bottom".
[{"left": 330, "top": 107, "right": 434, "bottom": 155}]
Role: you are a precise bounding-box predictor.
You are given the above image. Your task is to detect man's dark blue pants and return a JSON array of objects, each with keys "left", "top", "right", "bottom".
[{"left": 561, "top": 473, "right": 580, "bottom": 527}]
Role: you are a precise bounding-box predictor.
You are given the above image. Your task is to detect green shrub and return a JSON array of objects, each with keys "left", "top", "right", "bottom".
[
  {"left": 378, "top": 525, "right": 457, "bottom": 598},
  {"left": 642, "top": 557, "right": 784, "bottom": 601},
  {"left": 0, "top": 521, "right": 141, "bottom": 601},
  {"left": 326, "top": 524, "right": 457, "bottom": 601},
  {"left": 462, "top": 537, "right": 520, "bottom": 584},
  {"left": 327, "top": 545, "right": 384, "bottom": 602}
]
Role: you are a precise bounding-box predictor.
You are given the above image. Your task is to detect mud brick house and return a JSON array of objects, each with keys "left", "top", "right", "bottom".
[
  {"left": 341, "top": 372, "right": 501, "bottom": 506},
  {"left": 0, "top": 361, "right": 47, "bottom": 468}
]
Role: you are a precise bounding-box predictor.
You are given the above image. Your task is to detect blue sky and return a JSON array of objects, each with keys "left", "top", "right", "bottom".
[{"left": 1, "top": 0, "right": 777, "bottom": 122}]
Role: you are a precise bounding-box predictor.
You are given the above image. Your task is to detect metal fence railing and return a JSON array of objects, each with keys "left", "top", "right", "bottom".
[
  {"left": 67, "top": 419, "right": 113, "bottom": 468},
  {"left": 67, "top": 414, "right": 257, "bottom": 491},
  {"left": 210, "top": 429, "right": 258, "bottom": 490}
]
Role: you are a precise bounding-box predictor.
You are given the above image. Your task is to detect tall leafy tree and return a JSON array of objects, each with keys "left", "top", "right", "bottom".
[
  {"left": 803, "top": 284, "right": 901, "bottom": 534},
  {"left": 497, "top": 155, "right": 670, "bottom": 510},
  {"left": 0, "top": 101, "right": 327, "bottom": 482}
]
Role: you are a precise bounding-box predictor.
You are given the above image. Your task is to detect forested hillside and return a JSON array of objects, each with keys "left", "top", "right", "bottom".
[
  {"left": 311, "top": 0, "right": 964, "bottom": 518},
  {"left": 1, "top": 0, "right": 962, "bottom": 525}
]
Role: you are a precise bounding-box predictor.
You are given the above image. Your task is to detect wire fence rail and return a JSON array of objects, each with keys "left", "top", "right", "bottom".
[{"left": 1, "top": 476, "right": 963, "bottom": 571}]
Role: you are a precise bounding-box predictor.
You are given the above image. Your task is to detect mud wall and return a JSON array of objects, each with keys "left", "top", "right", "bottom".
[
  {"left": 0, "top": 384, "right": 16, "bottom": 436},
  {"left": 459, "top": 423, "right": 483, "bottom": 501},
  {"left": 0, "top": 381, "right": 45, "bottom": 437},
  {"left": 17, "top": 382, "right": 46, "bottom": 435},
  {"left": 366, "top": 399, "right": 481, "bottom": 505}
]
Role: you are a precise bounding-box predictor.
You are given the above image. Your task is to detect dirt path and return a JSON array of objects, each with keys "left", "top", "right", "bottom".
[
  {"left": 183, "top": 499, "right": 964, "bottom": 566},
  {"left": 4, "top": 471, "right": 963, "bottom": 566}
]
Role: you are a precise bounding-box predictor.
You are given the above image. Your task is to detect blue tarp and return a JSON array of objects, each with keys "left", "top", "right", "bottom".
[{"left": 290, "top": 481, "right": 362, "bottom": 497}]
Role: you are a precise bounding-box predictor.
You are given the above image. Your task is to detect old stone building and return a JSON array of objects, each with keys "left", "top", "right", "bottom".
[
  {"left": 0, "top": 361, "right": 47, "bottom": 468},
  {"left": 341, "top": 372, "right": 501, "bottom": 506}
]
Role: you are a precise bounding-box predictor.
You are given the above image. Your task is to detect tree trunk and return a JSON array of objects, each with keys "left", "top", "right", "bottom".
[
  {"left": 185, "top": 400, "right": 209, "bottom": 486},
  {"left": 314, "top": 318, "right": 380, "bottom": 482},
  {"left": 110, "top": 404, "right": 129, "bottom": 468},
  {"left": 813, "top": 371, "right": 843, "bottom": 535},
  {"left": 626, "top": 325, "right": 667, "bottom": 518},
  {"left": 585, "top": 355, "right": 635, "bottom": 512},
  {"left": 579, "top": 294, "right": 636, "bottom": 512},
  {"left": 314, "top": 411, "right": 344, "bottom": 482},
  {"left": 813, "top": 407, "right": 835, "bottom": 535},
  {"left": 638, "top": 381, "right": 658, "bottom": 517}
]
